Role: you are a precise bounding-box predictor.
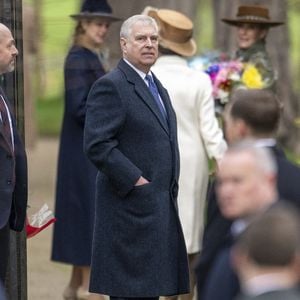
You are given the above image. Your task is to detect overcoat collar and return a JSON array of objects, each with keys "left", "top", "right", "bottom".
[{"left": 118, "top": 59, "right": 170, "bottom": 135}]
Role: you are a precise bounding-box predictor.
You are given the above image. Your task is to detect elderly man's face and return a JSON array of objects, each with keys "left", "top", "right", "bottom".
[
  {"left": 216, "top": 151, "right": 273, "bottom": 220},
  {"left": 0, "top": 24, "right": 18, "bottom": 75},
  {"left": 120, "top": 20, "right": 158, "bottom": 73}
]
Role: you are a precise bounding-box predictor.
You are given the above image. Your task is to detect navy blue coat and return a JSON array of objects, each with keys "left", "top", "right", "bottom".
[
  {"left": 0, "top": 88, "right": 27, "bottom": 232},
  {"left": 0, "top": 279, "right": 6, "bottom": 300},
  {"left": 197, "top": 145, "right": 300, "bottom": 300},
  {"left": 84, "top": 59, "right": 190, "bottom": 297},
  {"left": 51, "top": 46, "right": 105, "bottom": 265}
]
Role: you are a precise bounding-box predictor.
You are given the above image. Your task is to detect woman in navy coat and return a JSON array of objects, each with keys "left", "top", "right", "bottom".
[{"left": 51, "top": 1, "right": 120, "bottom": 299}]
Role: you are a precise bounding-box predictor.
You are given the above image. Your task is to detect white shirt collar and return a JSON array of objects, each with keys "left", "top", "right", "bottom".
[
  {"left": 242, "top": 273, "right": 296, "bottom": 296},
  {"left": 254, "top": 138, "right": 276, "bottom": 148},
  {"left": 123, "top": 58, "right": 152, "bottom": 81}
]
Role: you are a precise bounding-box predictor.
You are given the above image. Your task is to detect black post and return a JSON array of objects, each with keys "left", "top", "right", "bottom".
[{"left": 0, "top": 0, "right": 27, "bottom": 299}]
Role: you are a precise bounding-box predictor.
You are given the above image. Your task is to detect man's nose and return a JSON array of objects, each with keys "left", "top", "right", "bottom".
[
  {"left": 12, "top": 45, "right": 18, "bottom": 56},
  {"left": 145, "top": 37, "right": 154, "bottom": 47}
]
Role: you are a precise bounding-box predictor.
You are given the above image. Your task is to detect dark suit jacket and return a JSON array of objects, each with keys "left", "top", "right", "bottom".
[
  {"left": 0, "top": 279, "right": 7, "bottom": 300},
  {"left": 235, "top": 288, "right": 300, "bottom": 300},
  {"left": 0, "top": 88, "right": 27, "bottom": 231},
  {"left": 196, "top": 145, "right": 300, "bottom": 300},
  {"left": 84, "top": 59, "right": 189, "bottom": 297}
]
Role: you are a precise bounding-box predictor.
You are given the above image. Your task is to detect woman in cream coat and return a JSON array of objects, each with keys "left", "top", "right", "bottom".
[{"left": 150, "top": 8, "right": 227, "bottom": 299}]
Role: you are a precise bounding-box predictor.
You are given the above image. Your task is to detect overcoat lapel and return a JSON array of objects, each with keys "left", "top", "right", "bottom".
[
  {"left": 118, "top": 60, "right": 169, "bottom": 134},
  {"left": 0, "top": 126, "right": 13, "bottom": 153},
  {"left": 0, "top": 88, "right": 14, "bottom": 154}
]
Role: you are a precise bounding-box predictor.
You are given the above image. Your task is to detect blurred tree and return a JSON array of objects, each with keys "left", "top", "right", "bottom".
[
  {"left": 212, "top": 0, "right": 300, "bottom": 154},
  {"left": 32, "top": 0, "right": 43, "bottom": 98},
  {"left": 23, "top": 3, "right": 38, "bottom": 148}
]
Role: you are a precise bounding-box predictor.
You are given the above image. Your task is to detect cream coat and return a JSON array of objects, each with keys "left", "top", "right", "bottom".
[{"left": 152, "top": 55, "right": 227, "bottom": 253}]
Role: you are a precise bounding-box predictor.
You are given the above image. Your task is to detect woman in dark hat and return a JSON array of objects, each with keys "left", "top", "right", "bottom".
[
  {"left": 222, "top": 5, "right": 284, "bottom": 90},
  {"left": 51, "top": 1, "right": 120, "bottom": 299}
]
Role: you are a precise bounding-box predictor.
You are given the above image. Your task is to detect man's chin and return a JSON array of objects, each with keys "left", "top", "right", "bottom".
[
  {"left": 6, "top": 65, "right": 15, "bottom": 73},
  {"left": 221, "top": 209, "right": 238, "bottom": 220}
]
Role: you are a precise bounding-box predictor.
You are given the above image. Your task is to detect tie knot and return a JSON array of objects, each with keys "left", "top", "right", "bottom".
[{"left": 145, "top": 74, "right": 154, "bottom": 84}]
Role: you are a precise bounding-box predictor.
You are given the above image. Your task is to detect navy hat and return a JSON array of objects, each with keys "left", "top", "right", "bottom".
[{"left": 70, "top": 0, "right": 121, "bottom": 22}]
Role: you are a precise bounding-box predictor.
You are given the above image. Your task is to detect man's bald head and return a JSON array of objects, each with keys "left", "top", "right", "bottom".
[{"left": 0, "top": 23, "right": 18, "bottom": 75}]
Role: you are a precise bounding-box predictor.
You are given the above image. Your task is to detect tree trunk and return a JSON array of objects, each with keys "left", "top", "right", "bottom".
[
  {"left": 212, "top": 0, "right": 300, "bottom": 154},
  {"left": 106, "top": 0, "right": 198, "bottom": 67}
]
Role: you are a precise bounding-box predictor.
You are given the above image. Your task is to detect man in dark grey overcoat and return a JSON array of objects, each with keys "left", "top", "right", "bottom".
[
  {"left": 0, "top": 23, "right": 27, "bottom": 283},
  {"left": 84, "top": 14, "right": 189, "bottom": 300}
]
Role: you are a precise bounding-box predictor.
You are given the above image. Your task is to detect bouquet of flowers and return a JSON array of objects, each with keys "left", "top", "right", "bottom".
[
  {"left": 26, "top": 204, "right": 56, "bottom": 239},
  {"left": 189, "top": 51, "right": 268, "bottom": 114}
]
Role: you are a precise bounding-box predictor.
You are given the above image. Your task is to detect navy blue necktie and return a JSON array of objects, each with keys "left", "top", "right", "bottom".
[{"left": 145, "top": 74, "right": 167, "bottom": 121}]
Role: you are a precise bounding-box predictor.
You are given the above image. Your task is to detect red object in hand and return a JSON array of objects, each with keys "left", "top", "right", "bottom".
[
  {"left": 26, "top": 217, "right": 56, "bottom": 239},
  {"left": 26, "top": 204, "right": 57, "bottom": 239}
]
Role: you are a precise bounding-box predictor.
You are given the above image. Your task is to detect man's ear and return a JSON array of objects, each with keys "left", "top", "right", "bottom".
[
  {"left": 230, "top": 246, "right": 252, "bottom": 282},
  {"left": 236, "top": 119, "right": 251, "bottom": 138},
  {"left": 120, "top": 38, "right": 127, "bottom": 53}
]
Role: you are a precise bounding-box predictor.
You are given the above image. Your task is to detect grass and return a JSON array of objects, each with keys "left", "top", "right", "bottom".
[
  {"left": 36, "top": 95, "right": 63, "bottom": 137},
  {"left": 32, "top": 0, "right": 79, "bottom": 135}
]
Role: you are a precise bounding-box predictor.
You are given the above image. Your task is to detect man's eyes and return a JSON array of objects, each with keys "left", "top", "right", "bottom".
[{"left": 135, "top": 36, "right": 158, "bottom": 42}]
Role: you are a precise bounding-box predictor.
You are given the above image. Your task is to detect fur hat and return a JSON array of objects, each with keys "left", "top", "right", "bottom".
[
  {"left": 222, "top": 5, "right": 284, "bottom": 27},
  {"left": 147, "top": 8, "right": 197, "bottom": 57},
  {"left": 70, "top": 0, "right": 121, "bottom": 22}
]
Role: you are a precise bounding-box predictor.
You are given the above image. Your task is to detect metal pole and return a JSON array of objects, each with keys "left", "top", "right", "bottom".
[{"left": 0, "top": 0, "right": 27, "bottom": 299}]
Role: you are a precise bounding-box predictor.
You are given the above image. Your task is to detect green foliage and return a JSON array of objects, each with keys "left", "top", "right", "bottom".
[
  {"left": 36, "top": 95, "right": 63, "bottom": 136},
  {"left": 284, "top": 147, "right": 300, "bottom": 166},
  {"left": 288, "top": 2, "right": 300, "bottom": 93},
  {"left": 35, "top": 0, "right": 79, "bottom": 136},
  {"left": 42, "top": 0, "right": 79, "bottom": 56},
  {"left": 195, "top": 0, "right": 214, "bottom": 52}
]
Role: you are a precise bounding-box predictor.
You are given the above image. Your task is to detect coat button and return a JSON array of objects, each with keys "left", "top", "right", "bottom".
[{"left": 7, "top": 180, "right": 12, "bottom": 185}]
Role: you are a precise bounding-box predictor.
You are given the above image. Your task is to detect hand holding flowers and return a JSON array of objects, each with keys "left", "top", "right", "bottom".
[{"left": 189, "top": 52, "right": 271, "bottom": 112}]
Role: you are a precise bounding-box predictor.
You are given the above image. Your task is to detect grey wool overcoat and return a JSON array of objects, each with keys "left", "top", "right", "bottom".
[{"left": 84, "top": 59, "right": 190, "bottom": 297}]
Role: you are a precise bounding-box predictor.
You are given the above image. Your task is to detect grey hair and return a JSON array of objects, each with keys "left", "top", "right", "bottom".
[
  {"left": 226, "top": 140, "right": 278, "bottom": 176},
  {"left": 120, "top": 14, "right": 158, "bottom": 39}
]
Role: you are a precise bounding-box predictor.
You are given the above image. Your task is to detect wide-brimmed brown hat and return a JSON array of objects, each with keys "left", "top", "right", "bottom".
[
  {"left": 147, "top": 8, "right": 197, "bottom": 57},
  {"left": 222, "top": 5, "right": 284, "bottom": 27},
  {"left": 70, "top": 0, "right": 121, "bottom": 22}
]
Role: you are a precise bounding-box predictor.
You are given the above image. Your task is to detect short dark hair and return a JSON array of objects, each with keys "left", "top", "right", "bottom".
[
  {"left": 229, "top": 89, "right": 281, "bottom": 136},
  {"left": 236, "top": 203, "right": 300, "bottom": 266}
]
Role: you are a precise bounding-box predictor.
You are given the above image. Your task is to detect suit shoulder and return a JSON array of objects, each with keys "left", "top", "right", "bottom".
[
  {"left": 277, "top": 155, "right": 300, "bottom": 178},
  {"left": 92, "top": 68, "right": 124, "bottom": 87}
]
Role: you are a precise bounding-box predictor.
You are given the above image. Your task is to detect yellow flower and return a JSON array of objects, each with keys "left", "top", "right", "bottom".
[{"left": 241, "top": 64, "right": 264, "bottom": 89}]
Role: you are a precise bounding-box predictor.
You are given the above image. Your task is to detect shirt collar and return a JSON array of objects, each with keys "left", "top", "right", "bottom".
[
  {"left": 254, "top": 138, "right": 276, "bottom": 148},
  {"left": 123, "top": 58, "right": 152, "bottom": 80},
  {"left": 243, "top": 273, "right": 297, "bottom": 296}
]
